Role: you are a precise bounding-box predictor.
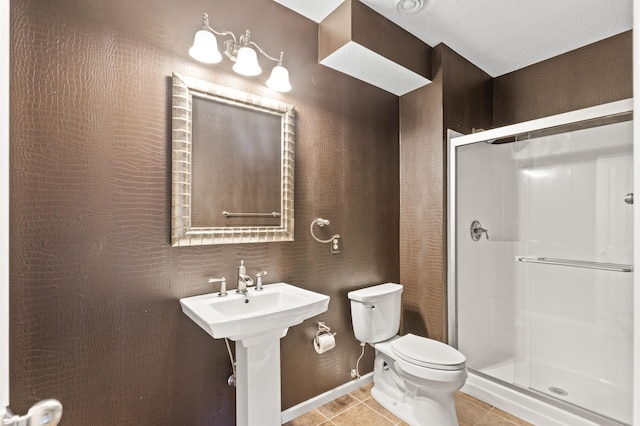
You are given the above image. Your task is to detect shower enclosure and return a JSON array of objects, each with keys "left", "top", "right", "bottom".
[{"left": 448, "top": 99, "right": 634, "bottom": 426}]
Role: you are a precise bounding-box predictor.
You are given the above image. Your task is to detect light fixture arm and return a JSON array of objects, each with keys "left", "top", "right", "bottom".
[
  {"left": 249, "top": 41, "right": 284, "bottom": 65},
  {"left": 200, "top": 12, "right": 237, "bottom": 44},
  {"left": 238, "top": 30, "right": 284, "bottom": 65}
]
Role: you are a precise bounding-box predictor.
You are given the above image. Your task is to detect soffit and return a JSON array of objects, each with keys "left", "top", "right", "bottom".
[{"left": 275, "top": 0, "right": 632, "bottom": 77}]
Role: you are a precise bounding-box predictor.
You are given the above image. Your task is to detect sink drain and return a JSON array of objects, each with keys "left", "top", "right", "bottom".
[{"left": 548, "top": 387, "right": 569, "bottom": 396}]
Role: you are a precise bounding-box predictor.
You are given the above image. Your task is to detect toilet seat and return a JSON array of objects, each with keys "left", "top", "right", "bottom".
[{"left": 391, "top": 334, "right": 466, "bottom": 371}]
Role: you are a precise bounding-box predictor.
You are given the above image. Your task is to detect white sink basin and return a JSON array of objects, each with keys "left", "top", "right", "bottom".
[
  {"left": 180, "top": 282, "right": 330, "bottom": 341},
  {"left": 181, "top": 282, "right": 330, "bottom": 426}
]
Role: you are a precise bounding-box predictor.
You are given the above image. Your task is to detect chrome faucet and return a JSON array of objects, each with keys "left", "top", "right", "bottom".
[{"left": 236, "top": 260, "right": 254, "bottom": 294}]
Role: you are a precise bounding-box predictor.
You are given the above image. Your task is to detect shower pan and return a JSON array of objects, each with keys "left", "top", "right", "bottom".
[{"left": 448, "top": 99, "right": 634, "bottom": 426}]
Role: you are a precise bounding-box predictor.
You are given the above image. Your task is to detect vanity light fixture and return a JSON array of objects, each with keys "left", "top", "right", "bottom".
[{"left": 189, "top": 13, "right": 292, "bottom": 92}]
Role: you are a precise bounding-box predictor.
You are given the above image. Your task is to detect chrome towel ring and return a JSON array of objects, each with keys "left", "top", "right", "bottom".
[{"left": 310, "top": 218, "right": 340, "bottom": 244}]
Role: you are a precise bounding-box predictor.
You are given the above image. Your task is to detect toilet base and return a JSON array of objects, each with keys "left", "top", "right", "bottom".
[
  {"left": 371, "top": 385, "right": 459, "bottom": 426},
  {"left": 372, "top": 350, "right": 462, "bottom": 426}
]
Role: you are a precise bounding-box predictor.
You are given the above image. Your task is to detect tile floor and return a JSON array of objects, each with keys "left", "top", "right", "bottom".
[{"left": 284, "top": 383, "right": 533, "bottom": 426}]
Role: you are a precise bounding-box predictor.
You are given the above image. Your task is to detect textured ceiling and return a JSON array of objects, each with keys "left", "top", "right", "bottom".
[{"left": 276, "top": 0, "right": 633, "bottom": 77}]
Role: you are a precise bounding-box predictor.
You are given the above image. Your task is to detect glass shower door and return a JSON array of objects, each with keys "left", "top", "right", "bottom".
[
  {"left": 453, "top": 109, "right": 634, "bottom": 425},
  {"left": 519, "top": 120, "right": 634, "bottom": 424}
]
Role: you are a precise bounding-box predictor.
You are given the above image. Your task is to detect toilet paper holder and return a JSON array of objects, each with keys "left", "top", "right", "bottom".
[{"left": 315, "top": 322, "right": 336, "bottom": 343}]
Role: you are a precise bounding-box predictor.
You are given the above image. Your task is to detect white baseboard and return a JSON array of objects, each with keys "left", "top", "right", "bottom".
[{"left": 280, "top": 373, "right": 373, "bottom": 424}]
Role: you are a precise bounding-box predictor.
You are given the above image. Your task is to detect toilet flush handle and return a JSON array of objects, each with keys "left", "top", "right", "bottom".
[{"left": 364, "top": 303, "right": 375, "bottom": 310}]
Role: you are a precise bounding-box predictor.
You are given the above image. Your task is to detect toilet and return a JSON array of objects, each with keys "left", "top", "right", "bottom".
[{"left": 348, "top": 283, "right": 467, "bottom": 426}]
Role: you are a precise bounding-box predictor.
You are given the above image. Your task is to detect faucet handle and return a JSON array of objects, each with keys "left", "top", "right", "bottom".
[
  {"left": 208, "top": 277, "right": 227, "bottom": 297},
  {"left": 255, "top": 271, "right": 267, "bottom": 291}
]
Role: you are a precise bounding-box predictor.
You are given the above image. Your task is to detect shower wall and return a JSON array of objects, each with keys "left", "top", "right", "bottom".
[
  {"left": 456, "top": 119, "right": 634, "bottom": 424},
  {"left": 456, "top": 141, "right": 520, "bottom": 371}
]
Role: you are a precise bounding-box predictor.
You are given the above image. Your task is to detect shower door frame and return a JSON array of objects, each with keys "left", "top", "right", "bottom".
[
  {"left": 632, "top": 3, "right": 640, "bottom": 425},
  {"left": 447, "top": 98, "right": 635, "bottom": 424}
]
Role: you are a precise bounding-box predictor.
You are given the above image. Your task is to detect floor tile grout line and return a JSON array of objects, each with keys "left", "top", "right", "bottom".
[
  {"left": 324, "top": 399, "right": 365, "bottom": 421},
  {"left": 360, "top": 401, "right": 396, "bottom": 425},
  {"left": 326, "top": 399, "right": 396, "bottom": 425},
  {"left": 348, "top": 387, "right": 372, "bottom": 403},
  {"left": 487, "top": 406, "right": 520, "bottom": 425},
  {"left": 361, "top": 397, "right": 401, "bottom": 424},
  {"left": 472, "top": 411, "right": 492, "bottom": 426},
  {"left": 455, "top": 393, "right": 493, "bottom": 410},
  {"left": 316, "top": 408, "right": 332, "bottom": 423},
  {"left": 472, "top": 409, "right": 519, "bottom": 426}
]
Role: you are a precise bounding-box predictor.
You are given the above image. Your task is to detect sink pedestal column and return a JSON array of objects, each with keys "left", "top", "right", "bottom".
[{"left": 234, "top": 328, "right": 288, "bottom": 426}]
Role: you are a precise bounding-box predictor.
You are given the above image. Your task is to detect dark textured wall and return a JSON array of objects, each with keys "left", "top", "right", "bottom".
[
  {"left": 494, "top": 31, "right": 632, "bottom": 126},
  {"left": 9, "top": 0, "right": 399, "bottom": 424},
  {"left": 399, "top": 74, "right": 444, "bottom": 341},
  {"left": 399, "top": 45, "right": 493, "bottom": 342}
]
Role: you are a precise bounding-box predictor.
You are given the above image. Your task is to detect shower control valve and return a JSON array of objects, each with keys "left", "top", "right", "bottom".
[{"left": 470, "top": 220, "right": 489, "bottom": 241}]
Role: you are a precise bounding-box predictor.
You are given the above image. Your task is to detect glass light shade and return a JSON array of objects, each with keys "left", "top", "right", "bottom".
[
  {"left": 189, "top": 30, "right": 222, "bottom": 64},
  {"left": 232, "top": 46, "right": 262, "bottom": 76},
  {"left": 266, "top": 65, "right": 292, "bottom": 92}
]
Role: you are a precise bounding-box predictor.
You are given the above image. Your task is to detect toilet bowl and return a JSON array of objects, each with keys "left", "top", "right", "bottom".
[{"left": 348, "top": 283, "right": 467, "bottom": 426}]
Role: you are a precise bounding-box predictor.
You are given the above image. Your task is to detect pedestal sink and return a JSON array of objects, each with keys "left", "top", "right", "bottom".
[{"left": 180, "top": 282, "right": 330, "bottom": 426}]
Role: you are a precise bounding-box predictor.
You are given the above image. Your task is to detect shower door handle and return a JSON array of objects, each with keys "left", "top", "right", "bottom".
[{"left": 515, "top": 256, "right": 633, "bottom": 273}]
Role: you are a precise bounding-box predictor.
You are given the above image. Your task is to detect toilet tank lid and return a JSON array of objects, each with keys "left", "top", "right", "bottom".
[{"left": 348, "top": 283, "right": 403, "bottom": 302}]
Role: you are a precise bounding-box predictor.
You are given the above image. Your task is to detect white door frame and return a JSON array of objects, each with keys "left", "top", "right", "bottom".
[{"left": 1, "top": 0, "right": 10, "bottom": 415}]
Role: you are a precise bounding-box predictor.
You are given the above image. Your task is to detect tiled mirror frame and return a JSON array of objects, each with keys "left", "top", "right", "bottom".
[{"left": 171, "top": 73, "right": 295, "bottom": 246}]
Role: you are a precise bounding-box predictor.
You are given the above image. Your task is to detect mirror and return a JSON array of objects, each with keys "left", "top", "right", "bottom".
[{"left": 171, "top": 73, "right": 295, "bottom": 246}]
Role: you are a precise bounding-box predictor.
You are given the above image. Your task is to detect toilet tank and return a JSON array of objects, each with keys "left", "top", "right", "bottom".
[{"left": 348, "top": 283, "right": 403, "bottom": 343}]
